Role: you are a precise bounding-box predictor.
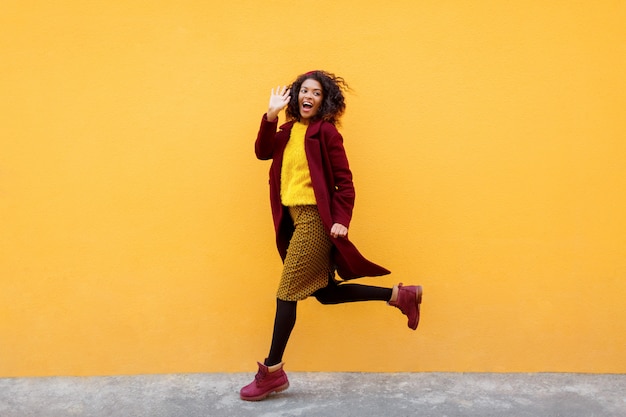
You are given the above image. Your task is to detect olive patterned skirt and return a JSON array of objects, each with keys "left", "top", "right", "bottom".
[{"left": 276, "top": 205, "right": 333, "bottom": 301}]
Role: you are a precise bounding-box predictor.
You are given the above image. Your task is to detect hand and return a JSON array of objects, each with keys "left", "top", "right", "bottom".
[
  {"left": 330, "top": 223, "right": 348, "bottom": 239},
  {"left": 267, "top": 86, "right": 291, "bottom": 121}
]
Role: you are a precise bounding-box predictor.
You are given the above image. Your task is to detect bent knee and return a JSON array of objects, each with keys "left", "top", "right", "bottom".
[
  {"left": 312, "top": 289, "right": 331, "bottom": 304},
  {"left": 314, "top": 291, "right": 339, "bottom": 305}
]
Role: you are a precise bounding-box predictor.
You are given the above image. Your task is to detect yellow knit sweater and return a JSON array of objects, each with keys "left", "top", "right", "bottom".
[{"left": 280, "top": 122, "right": 317, "bottom": 206}]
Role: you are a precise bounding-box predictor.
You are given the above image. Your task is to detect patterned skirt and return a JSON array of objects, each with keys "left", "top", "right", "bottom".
[{"left": 276, "top": 205, "right": 333, "bottom": 301}]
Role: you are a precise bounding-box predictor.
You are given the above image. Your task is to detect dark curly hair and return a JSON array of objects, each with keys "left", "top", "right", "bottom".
[{"left": 285, "top": 70, "right": 350, "bottom": 125}]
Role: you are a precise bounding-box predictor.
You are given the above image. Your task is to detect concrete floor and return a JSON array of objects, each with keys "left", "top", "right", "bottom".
[{"left": 1, "top": 372, "right": 625, "bottom": 417}]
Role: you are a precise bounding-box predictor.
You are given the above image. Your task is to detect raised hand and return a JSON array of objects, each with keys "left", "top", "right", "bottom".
[{"left": 267, "top": 86, "right": 291, "bottom": 121}]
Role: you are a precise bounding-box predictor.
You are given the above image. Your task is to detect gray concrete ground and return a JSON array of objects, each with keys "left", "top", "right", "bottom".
[{"left": 1, "top": 373, "right": 624, "bottom": 417}]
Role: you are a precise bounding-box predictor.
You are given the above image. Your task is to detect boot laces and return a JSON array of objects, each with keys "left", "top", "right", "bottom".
[
  {"left": 255, "top": 369, "right": 268, "bottom": 383},
  {"left": 395, "top": 284, "right": 411, "bottom": 314}
]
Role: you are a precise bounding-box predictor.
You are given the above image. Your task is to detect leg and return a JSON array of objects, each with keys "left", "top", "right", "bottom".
[
  {"left": 240, "top": 298, "right": 294, "bottom": 401},
  {"left": 314, "top": 279, "right": 423, "bottom": 330},
  {"left": 313, "top": 279, "right": 392, "bottom": 304},
  {"left": 266, "top": 298, "right": 297, "bottom": 366}
]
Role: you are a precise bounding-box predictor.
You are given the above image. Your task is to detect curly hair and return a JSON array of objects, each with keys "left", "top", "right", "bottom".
[{"left": 285, "top": 70, "right": 350, "bottom": 125}]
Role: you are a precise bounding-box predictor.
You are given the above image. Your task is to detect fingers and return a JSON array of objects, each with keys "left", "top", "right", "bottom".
[
  {"left": 330, "top": 223, "right": 348, "bottom": 238},
  {"left": 271, "top": 86, "right": 288, "bottom": 96},
  {"left": 268, "top": 86, "right": 291, "bottom": 115}
]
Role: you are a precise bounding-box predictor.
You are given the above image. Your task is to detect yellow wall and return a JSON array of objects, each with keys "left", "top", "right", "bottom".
[{"left": 1, "top": 0, "right": 625, "bottom": 376}]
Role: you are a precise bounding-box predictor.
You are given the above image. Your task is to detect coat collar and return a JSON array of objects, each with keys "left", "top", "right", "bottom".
[{"left": 279, "top": 118, "right": 324, "bottom": 138}]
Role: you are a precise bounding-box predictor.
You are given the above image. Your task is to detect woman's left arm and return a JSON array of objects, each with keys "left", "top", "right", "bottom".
[{"left": 326, "top": 129, "right": 355, "bottom": 238}]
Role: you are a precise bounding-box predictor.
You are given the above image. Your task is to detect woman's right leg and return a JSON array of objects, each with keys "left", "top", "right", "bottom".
[
  {"left": 240, "top": 298, "right": 295, "bottom": 401},
  {"left": 266, "top": 298, "right": 297, "bottom": 366}
]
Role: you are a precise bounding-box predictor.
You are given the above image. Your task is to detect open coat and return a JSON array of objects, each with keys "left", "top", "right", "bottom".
[{"left": 255, "top": 114, "right": 390, "bottom": 280}]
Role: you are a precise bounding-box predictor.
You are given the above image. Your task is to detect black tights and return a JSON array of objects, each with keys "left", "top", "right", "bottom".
[{"left": 265, "top": 281, "right": 392, "bottom": 366}]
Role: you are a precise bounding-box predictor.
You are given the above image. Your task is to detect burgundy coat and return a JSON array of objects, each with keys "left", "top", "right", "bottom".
[{"left": 255, "top": 114, "right": 390, "bottom": 280}]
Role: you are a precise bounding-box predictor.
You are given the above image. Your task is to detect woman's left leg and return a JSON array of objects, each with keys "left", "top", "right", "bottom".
[
  {"left": 313, "top": 279, "right": 423, "bottom": 330},
  {"left": 313, "top": 279, "right": 392, "bottom": 304}
]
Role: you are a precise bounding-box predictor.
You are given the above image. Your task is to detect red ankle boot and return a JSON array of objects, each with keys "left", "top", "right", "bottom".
[
  {"left": 240, "top": 362, "right": 289, "bottom": 401},
  {"left": 389, "top": 283, "right": 423, "bottom": 330}
]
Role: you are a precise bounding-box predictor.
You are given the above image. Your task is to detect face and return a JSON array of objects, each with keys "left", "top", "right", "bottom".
[{"left": 298, "top": 78, "right": 323, "bottom": 123}]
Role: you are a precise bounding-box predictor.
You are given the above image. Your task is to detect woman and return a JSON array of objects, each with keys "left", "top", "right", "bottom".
[{"left": 240, "top": 70, "right": 423, "bottom": 401}]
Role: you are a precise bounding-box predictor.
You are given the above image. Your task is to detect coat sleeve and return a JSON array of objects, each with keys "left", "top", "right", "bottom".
[
  {"left": 325, "top": 128, "right": 356, "bottom": 229},
  {"left": 255, "top": 114, "right": 278, "bottom": 160}
]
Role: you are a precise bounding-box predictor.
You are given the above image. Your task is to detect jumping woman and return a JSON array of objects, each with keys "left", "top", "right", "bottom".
[{"left": 240, "top": 70, "right": 423, "bottom": 401}]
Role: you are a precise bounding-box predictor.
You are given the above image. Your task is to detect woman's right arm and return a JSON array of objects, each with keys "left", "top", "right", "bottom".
[
  {"left": 255, "top": 114, "right": 278, "bottom": 160},
  {"left": 255, "top": 86, "right": 291, "bottom": 160}
]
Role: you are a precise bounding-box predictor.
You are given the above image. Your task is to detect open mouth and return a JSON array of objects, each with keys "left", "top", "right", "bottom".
[{"left": 302, "top": 101, "right": 313, "bottom": 109}]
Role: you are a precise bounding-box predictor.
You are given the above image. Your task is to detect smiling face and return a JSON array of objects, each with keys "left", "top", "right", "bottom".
[{"left": 298, "top": 78, "right": 323, "bottom": 123}]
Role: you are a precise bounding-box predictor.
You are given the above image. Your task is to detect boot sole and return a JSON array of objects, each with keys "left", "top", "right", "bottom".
[{"left": 240, "top": 381, "right": 290, "bottom": 401}]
